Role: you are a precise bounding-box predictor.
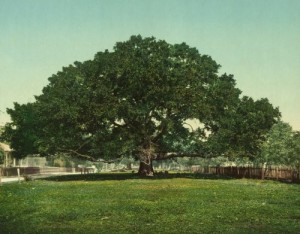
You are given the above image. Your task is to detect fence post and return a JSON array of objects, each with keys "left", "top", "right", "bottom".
[{"left": 17, "top": 167, "right": 21, "bottom": 183}]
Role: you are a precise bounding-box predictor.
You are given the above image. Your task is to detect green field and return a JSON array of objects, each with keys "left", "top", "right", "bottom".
[{"left": 0, "top": 173, "right": 299, "bottom": 233}]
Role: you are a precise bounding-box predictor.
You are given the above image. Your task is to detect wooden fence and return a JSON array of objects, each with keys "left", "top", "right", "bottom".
[
  {"left": 0, "top": 167, "right": 79, "bottom": 177},
  {"left": 191, "top": 165, "right": 300, "bottom": 182},
  {"left": 0, "top": 166, "right": 97, "bottom": 177},
  {"left": 1, "top": 166, "right": 299, "bottom": 182}
]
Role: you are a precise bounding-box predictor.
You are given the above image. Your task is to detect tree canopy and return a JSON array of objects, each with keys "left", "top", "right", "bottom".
[
  {"left": 260, "top": 121, "right": 300, "bottom": 168},
  {"left": 2, "top": 35, "right": 280, "bottom": 175}
]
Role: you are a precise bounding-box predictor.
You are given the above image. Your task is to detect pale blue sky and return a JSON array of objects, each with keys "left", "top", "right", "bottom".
[{"left": 1, "top": 0, "right": 300, "bottom": 130}]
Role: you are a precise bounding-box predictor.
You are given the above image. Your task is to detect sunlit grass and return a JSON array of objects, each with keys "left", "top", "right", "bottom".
[{"left": 0, "top": 173, "right": 299, "bottom": 233}]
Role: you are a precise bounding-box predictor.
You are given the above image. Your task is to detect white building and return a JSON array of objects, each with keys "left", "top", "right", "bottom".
[{"left": 0, "top": 142, "right": 14, "bottom": 167}]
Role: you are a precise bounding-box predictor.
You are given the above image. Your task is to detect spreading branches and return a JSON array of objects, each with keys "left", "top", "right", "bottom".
[
  {"left": 155, "top": 152, "right": 207, "bottom": 161},
  {"left": 2, "top": 35, "right": 280, "bottom": 168},
  {"left": 65, "top": 149, "right": 97, "bottom": 162}
]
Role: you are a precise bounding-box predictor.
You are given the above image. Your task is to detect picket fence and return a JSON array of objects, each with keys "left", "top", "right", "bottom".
[
  {"left": 191, "top": 165, "right": 300, "bottom": 182},
  {"left": 0, "top": 166, "right": 94, "bottom": 177},
  {"left": 1, "top": 165, "right": 299, "bottom": 182}
]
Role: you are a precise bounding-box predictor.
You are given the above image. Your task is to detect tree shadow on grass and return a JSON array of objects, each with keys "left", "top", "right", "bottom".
[{"left": 39, "top": 172, "right": 234, "bottom": 182}]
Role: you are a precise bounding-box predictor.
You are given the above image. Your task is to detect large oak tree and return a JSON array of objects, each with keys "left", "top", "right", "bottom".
[{"left": 2, "top": 36, "right": 280, "bottom": 175}]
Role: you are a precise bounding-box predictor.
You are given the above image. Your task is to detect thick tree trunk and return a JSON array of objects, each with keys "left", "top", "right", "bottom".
[{"left": 138, "top": 160, "right": 154, "bottom": 176}]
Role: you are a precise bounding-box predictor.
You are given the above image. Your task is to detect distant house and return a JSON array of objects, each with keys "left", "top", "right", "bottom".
[{"left": 0, "top": 142, "right": 14, "bottom": 167}]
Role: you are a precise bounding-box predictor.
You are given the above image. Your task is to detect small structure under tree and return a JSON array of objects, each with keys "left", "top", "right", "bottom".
[{"left": 0, "top": 142, "right": 13, "bottom": 167}]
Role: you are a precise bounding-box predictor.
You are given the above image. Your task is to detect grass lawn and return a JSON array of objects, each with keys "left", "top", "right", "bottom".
[{"left": 0, "top": 173, "right": 299, "bottom": 233}]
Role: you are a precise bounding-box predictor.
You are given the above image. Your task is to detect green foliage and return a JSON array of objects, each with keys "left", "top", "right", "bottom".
[
  {"left": 0, "top": 125, "right": 6, "bottom": 164},
  {"left": 0, "top": 150, "right": 3, "bottom": 164},
  {"left": 0, "top": 125, "right": 4, "bottom": 136},
  {"left": 2, "top": 35, "right": 280, "bottom": 163},
  {"left": 2, "top": 103, "right": 41, "bottom": 158},
  {"left": 207, "top": 97, "right": 280, "bottom": 160},
  {"left": 260, "top": 121, "right": 300, "bottom": 168},
  {"left": 289, "top": 131, "right": 300, "bottom": 169},
  {"left": 0, "top": 175, "right": 299, "bottom": 233}
]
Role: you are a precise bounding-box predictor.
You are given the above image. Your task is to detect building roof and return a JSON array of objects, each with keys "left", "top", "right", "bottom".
[{"left": 0, "top": 142, "right": 12, "bottom": 152}]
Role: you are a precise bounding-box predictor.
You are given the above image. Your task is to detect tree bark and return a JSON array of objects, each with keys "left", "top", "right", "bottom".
[{"left": 138, "top": 160, "right": 154, "bottom": 176}]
